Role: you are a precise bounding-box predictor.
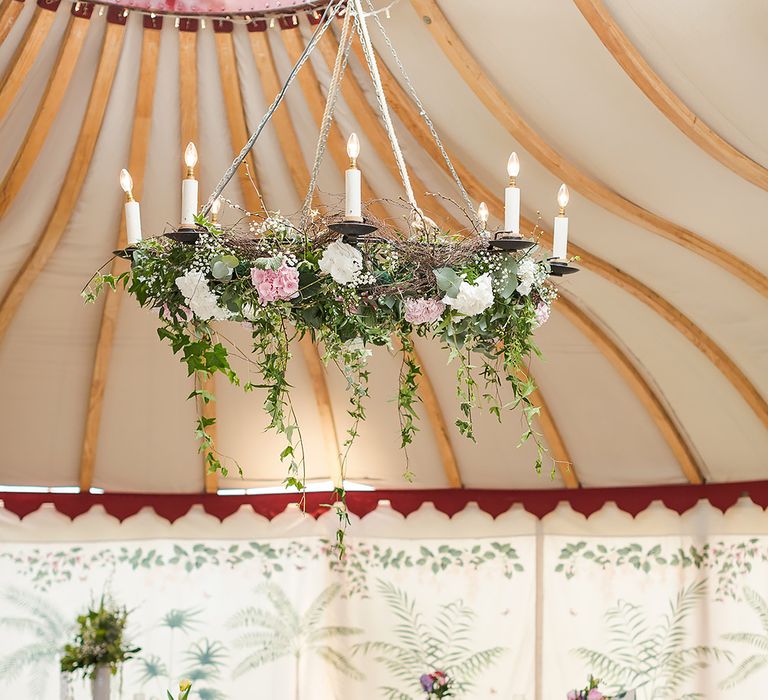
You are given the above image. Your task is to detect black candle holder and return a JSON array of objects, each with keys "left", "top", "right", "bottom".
[
  {"left": 165, "top": 226, "right": 205, "bottom": 244},
  {"left": 113, "top": 245, "right": 137, "bottom": 259},
  {"left": 549, "top": 258, "right": 580, "bottom": 276},
  {"left": 488, "top": 231, "right": 535, "bottom": 252},
  {"left": 328, "top": 220, "right": 378, "bottom": 245}
]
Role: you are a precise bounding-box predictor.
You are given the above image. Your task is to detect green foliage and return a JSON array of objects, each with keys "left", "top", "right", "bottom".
[
  {"left": 60, "top": 597, "right": 141, "bottom": 678},
  {"left": 85, "top": 217, "right": 554, "bottom": 525},
  {"left": 574, "top": 580, "right": 731, "bottom": 699},
  {"left": 719, "top": 587, "right": 768, "bottom": 689},
  {"left": 354, "top": 580, "right": 505, "bottom": 699}
]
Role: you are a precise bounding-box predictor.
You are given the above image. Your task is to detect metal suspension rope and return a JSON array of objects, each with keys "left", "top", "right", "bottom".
[
  {"left": 365, "top": 0, "right": 476, "bottom": 220},
  {"left": 352, "top": 0, "right": 418, "bottom": 210},
  {"left": 301, "top": 6, "right": 356, "bottom": 224},
  {"left": 200, "top": 0, "right": 345, "bottom": 218}
]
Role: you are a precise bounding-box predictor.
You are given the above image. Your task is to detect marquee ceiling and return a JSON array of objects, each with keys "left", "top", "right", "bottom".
[{"left": 0, "top": 0, "right": 765, "bottom": 495}]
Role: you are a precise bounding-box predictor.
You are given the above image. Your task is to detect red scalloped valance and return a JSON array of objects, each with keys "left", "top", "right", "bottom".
[{"left": 1, "top": 481, "right": 766, "bottom": 523}]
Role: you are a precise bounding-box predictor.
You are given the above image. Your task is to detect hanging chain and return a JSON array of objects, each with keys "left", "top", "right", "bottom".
[
  {"left": 200, "top": 0, "right": 344, "bottom": 218},
  {"left": 301, "top": 7, "right": 356, "bottom": 224},
  {"left": 352, "top": 0, "right": 418, "bottom": 210},
  {"left": 365, "top": 0, "right": 476, "bottom": 220}
]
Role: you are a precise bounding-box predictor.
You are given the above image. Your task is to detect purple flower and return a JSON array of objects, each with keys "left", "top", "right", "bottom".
[{"left": 420, "top": 674, "right": 433, "bottom": 692}]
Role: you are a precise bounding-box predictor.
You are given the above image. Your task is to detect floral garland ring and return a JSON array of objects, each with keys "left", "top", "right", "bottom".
[{"left": 85, "top": 210, "right": 557, "bottom": 550}]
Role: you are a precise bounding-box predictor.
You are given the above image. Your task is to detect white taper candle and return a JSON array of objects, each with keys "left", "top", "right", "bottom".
[
  {"left": 504, "top": 152, "right": 520, "bottom": 235},
  {"left": 504, "top": 185, "right": 520, "bottom": 235},
  {"left": 181, "top": 142, "right": 198, "bottom": 227},
  {"left": 553, "top": 215, "right": 568, "bottom": 259},
  {"left": 125, "top": 200, "right": 142, "bottom": 245},
  {"left": 345, "top": 133, "right": 362, "bottom": 221}
]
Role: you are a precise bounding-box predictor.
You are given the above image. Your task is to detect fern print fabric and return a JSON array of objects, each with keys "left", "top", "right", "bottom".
[{"left": 1, "top": 504, "right": 767, "bottom": 699}]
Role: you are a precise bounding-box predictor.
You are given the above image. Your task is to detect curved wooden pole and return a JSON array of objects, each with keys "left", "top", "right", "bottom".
[
  {"left": 248, "top": 29, "right": 344, "bottom": 486},
  {"left": 573, "top": 0, "right": 768, "bottom": 192},
  {"left": 0, "top": 14, "right": 90, "bottom": 218},
  {"left": 285, "top": 29, "right": 471, "bottom": 488},
  {"left": 0, "top": 0, "right": 24, "bottom": 47},
  {"left": 528, "top": 379, "right": 579, "bottom": 488},
  {"left": 0, "top": 21, "right": 125, "bottom": 343},
  {"left": 79, "top": 27, "right": 160, "bottom": 492},
  {"left": 0, "top": 5, "right": 59, "bottom": 121},
  {"left": 213, "top": 28, "right": 262, "bottom": 213},
  {"left": 367, "top": 39, "right": 768, "bottom": 433},
  {"left": 556, "top": 293, "right": 704, "bottom": 484},
  {"left": 178, "top": 26, "right": 218, "bottom": 494},
  {"left": 280, "top": 28, "right": 389, "bottom": 222},
  {"left": 410, "top": 0, "right": 768, "bottom": 298}
]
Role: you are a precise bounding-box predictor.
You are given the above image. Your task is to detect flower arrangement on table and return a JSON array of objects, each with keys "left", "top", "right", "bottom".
[
  {"left": 420, "top": 669, "right": 454, "bottom": 698},
  {"left": 60, "top": 597, "right": 140, "bottom": 678},
  {"left": 85, "top": 208, "right": 556, "bottom": 548},
  {"left": 567, "top": 675, "right": 633, "bottom": 699}
]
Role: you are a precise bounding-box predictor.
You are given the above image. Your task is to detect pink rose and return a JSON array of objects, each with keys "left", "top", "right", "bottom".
[
  {"left": 567, "top": 691, "right": 579, "bottom": 700},
  {"left": 587, "top": 691, "right": 603, "bottom": 700},
  {"left": 251, "top": 262, "right": 300, "bottom": 304},
  {"left": 404, "top": 297, "right": 445, "bottom": 325}
]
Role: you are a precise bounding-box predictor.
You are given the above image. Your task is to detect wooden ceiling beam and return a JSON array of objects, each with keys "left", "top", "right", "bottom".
[
  {"left": 249, "top": 29, "right": 344, "bottom": 486},
  {"left": 369, "top": 38, "right": 768, "bottom": 433},
  {"left": 280, "top": 28, "right": 389, "bottom": 222},
  {"left": 213, "top": 29, "right": 262, "bottom": 213},
  {"left": 0, "top": 4, "right": 59, "bottom": 121},
  {"left": 0, "top": 13, "right": 90, "bottom": 218},
  {"left": 528, "top": 379, "right": 579, "bottom": 488},
  {"left": 78, "top": 27, "right": 160, "bottom": 492},
  {"left": 556, "top": 293, "right": 704, "bottom": 484},
  {"left": 178, "top": 27, "right": 218, "bottom": 494},
  {"left": 284, "top": 29, "right": 466, "bottom": 488},
  {"left": 411, "top": 0, "right": 768, "bottom": 298},
  {"left": 0, "top": 0, "right": 24, "bottom": 47},
  {"left": 574, "top": 0, "right": 768, "bottom": 192},
  {"left": 0, "top": 21, "right": 125, "bottom": 343}
]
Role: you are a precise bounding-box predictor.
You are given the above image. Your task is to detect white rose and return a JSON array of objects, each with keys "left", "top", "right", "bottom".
[
  {"left": 175, "top": 270, "right": 231, "bottom": 321},
  {"left": 318, "top": 240, "right": 363, "bottom": 285},
  {"left": 443, "top": 272, "right": 494, "bottom": 316},
  {"left": 516, "top": 258, "right": 537, "bottom": 297}
]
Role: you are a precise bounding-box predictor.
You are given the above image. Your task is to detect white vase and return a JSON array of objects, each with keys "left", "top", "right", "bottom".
[{"left": 91, "top": 665, "right": 111, "bottom": 700}]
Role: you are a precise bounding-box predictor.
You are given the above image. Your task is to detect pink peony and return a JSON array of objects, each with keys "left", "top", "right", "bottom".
[
  {"left": 587, "top": 691, "right": 603, "bottom": 700},
  {"left": 404, "top": 297, "right": 445, "bottom": 325},
  {"left": 251, "top": 262, "right": 300, "bottom": 304},
  {"left": 533, "top": 301, "right": 550, "bottom": 328}
]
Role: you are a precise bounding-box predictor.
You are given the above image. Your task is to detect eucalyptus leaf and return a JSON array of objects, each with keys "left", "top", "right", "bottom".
[{"left": 433, "top": 267, "right": 463, "bottom": 298}]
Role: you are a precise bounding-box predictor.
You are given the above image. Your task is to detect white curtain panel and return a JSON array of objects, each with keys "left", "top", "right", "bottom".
[{"left": 0, "top": 498, "right": 766, "bottom": 699}]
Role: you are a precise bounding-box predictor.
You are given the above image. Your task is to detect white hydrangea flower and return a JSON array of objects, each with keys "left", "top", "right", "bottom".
[
  {"left": 516, "top": 258, "right": 538, "bottom": 297},
  {"left": 318, "top": 240, "right": 363, "bottom": 285},
  {"left": 175, "top": 270, "right": 231, "bottom": 321},
  {"left": 443, "top": 272, "right": 494, "bottom": 316}
]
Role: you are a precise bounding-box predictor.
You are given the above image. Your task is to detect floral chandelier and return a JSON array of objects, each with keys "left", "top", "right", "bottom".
[{"left": 86, "top": 0, "right": 578, "bottom": 547}]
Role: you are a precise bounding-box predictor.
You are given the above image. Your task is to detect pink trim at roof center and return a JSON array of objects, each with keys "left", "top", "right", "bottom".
[{"left": 99, "top": 0, "right": 328, "bottom": 16}]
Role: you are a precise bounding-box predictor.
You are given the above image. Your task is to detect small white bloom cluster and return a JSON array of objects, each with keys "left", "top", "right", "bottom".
[
  {"left": 443, "top": 272, "right": 494, "bottom": 316},
  {"left": 175, "top": 270, "right": 231, "bottom": 321},
  {"left": 187, "top": 229, "right": 230, "bottom": 275},
  {"left": 249, "top": 213, "right": 295, "bottom": 239},
  {"left": 516, "top": 258, "right": 547, "bottom": 296}
]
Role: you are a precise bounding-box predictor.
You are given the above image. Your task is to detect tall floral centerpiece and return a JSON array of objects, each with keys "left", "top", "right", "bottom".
[
  {"left": 60, "top": 598, "right": 140, "bottom": 700},
  {"left": 567, "top": 676, "right": 634, "bottom": 699}
]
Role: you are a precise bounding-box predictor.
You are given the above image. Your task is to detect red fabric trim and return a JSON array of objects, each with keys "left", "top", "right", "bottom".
[{"left": 0, "top": 482, "right": 766, "bottom": 523}]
